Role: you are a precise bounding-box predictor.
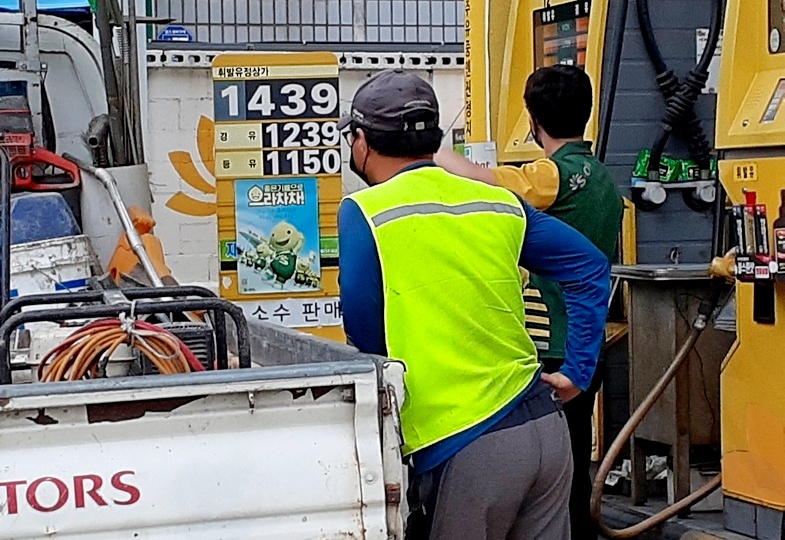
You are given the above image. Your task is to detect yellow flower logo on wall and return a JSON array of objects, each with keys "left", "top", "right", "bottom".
[{"left": 165, "top": 116, "right": 217, "bottom": 217}]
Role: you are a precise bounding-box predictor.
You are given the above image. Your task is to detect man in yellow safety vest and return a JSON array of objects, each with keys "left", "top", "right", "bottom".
[{"left": 338, "top": 69, "right": 610, "bottom": 539}]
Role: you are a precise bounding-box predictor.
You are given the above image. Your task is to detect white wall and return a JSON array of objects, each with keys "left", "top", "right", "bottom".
[{"left": 145, "top": 64, "right": 465, "bottom": 285}]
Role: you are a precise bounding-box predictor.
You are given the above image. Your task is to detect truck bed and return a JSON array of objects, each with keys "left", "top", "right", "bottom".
[{"left": 0, "top": 361, "right": 403, "bottom": 539}]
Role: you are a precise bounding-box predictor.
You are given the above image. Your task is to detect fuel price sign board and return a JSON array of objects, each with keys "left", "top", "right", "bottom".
[
  {"left": 212, "top": 52, "right": 345, "bottom": 341},
  {"left": 213, "top": 58, "right": 341, "bottom": 178}
]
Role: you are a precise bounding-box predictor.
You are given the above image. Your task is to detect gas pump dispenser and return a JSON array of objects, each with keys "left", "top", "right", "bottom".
[
  {"left": 716, "top": 1, "right": 785, "bottom": 536},
  {"left": 463, "top": 0, "right": 609, "bottom": 165}
]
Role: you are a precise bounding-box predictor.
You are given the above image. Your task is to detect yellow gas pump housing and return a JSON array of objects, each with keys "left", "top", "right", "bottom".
[
  {"left": 464, "top": 0, "right": 609, "bottom": 163},
  {"left": 717, "top": 0, "right": 785, "bottom": 517}
]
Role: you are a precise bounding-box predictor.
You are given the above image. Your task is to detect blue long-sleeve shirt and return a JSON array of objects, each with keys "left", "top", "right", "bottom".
[{"left": 338, "top": 170, "right": 610, "bottom": 472}]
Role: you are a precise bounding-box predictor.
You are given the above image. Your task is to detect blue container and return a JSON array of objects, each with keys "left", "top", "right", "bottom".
[
  {"left": 0, "top": 1, "right": 90, "bottom": 11},
  {"left": 10, "top": 192, "right": 80, "bottom": 245}
]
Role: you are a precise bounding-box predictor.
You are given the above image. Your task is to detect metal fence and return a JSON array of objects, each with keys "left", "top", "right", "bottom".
[{"left": 152, "top": 0, "right": 465, "bottom": 48}]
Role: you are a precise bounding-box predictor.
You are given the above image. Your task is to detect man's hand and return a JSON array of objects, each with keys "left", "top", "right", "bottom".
[
  {"left": 434, "top": 148, "right": 497, "bottom": 185},
  {"left": 541, "top": 372, "right": 581, "bottom": 403}
]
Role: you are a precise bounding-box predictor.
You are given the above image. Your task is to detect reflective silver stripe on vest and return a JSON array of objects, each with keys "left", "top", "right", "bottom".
[{"left": 372, "top": 201, "right": 524, "bottom": 227}]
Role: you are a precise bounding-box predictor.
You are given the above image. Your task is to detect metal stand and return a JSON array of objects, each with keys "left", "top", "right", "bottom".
[{"left": 613, "top": 264, "right": 733, "bottom": 509}]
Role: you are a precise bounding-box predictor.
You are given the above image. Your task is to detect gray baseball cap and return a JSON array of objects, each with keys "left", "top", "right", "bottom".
[{"left": 337, "top": 69, "right": 440, "bottom": 132}]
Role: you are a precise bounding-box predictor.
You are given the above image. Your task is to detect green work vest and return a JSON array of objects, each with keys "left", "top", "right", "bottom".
[
  {"left": 525, "top": 141, "right": 623, "bottom": 360},
  {"left": 347, "top": 166, "right": 540, "bottom": 456}
]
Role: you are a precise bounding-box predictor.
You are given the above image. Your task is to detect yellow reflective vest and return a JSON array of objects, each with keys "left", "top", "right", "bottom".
[{"left": 346, "top": 166, "right": 540, "bottom": 455}]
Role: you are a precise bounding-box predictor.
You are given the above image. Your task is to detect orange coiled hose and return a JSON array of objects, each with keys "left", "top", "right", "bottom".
[{"left": 38, "top": 318, "right": 205, "bottom": 382}]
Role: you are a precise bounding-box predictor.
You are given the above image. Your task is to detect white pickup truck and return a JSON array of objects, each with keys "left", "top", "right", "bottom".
[{"left": 0, "top": 319, "right": 408, "bottom": 540}]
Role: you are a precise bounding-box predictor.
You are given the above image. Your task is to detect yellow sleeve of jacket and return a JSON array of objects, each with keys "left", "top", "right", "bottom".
[{"left": 492, "top": 159, "right": 560, "bottom": 211}]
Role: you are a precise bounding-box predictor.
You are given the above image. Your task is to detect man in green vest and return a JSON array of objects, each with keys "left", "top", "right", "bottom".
[
  {"left": 435, "top": 64, "right": 624, "bottom": 540},
  {"left": 338, "top": 69, "right": 611, "bottom": 539}
]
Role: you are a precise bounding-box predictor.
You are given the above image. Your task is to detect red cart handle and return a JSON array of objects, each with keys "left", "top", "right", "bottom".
[{"left": 12, "top": 147, "right": 81, "bottom": 191}]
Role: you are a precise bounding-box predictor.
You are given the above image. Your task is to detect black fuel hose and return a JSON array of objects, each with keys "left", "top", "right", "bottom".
[
  {"left": 644, "top": 0, "right": 722, "bottom": 173},
  {"left": 638, "top": 0, "right": 723, "bottom": 177},
  {"left": 635, "top": 0, "right": 668, "bottom": 74},
  {"left": 636, "top": 0, "right": 721, "bottom": 113}
]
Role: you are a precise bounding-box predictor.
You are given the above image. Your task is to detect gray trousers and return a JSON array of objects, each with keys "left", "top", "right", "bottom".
[{"left": 407, "top": 409, "right": 574, "bottom": 540}]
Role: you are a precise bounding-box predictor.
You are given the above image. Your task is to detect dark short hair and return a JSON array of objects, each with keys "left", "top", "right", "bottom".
[
  {"left": 524, "top": 65, "right": 593, "bottom": 139},
  {"left": 352, "top": 112, "right": 443, "bottom": 158}
]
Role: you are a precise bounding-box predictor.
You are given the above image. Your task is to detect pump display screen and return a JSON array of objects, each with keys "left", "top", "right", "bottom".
[
  {"left": 534, "top": 0, "right": 591, "bottom": 69},
  {"left": 770, "top": 0, "right": 785, "bottom": 53},
  {"left": 761, "top": 79, "right": 785, "bottom": 124}
]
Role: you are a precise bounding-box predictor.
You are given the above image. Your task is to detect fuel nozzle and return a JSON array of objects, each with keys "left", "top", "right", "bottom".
[{"left": 695, "top": 278, "right": 726, "bottom": 330}]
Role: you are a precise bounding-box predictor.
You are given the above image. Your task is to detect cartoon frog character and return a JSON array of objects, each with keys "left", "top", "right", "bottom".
[
  {"left": 294, "top": 251, "right": 320, "bottom": 287},
  {"left": 256, "top": 241, "right": 273, "bottom": 259},
  {"left": 251, "top": 242, "right": 273, "bottom": 275},
  {"left": 306, "top": 252, "right": 320, "bottom": 287},
  {"left": 294, "top": 257, "right": 311, "bottom": 286},
  {"left": 268, "top": 221, "right": 304, "bottom": 288}
]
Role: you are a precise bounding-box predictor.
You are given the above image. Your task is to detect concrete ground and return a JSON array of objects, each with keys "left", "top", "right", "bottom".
[{"left": 600, "top": 495, "right": 753, "bottom": 540}]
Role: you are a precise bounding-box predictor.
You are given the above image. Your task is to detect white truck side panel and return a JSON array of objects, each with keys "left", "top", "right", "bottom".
[{"left": 0, "top": 364, "right": 396, "bottom": 539}]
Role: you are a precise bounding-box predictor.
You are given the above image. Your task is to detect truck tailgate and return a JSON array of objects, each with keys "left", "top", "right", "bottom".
[{"left": 0, "top": 361, "right": 391, "bottom": 539}]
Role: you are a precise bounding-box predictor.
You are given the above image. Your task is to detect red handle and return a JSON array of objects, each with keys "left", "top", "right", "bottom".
[{"left": 12, "top": 147, "right": 81, "bottom": 191}]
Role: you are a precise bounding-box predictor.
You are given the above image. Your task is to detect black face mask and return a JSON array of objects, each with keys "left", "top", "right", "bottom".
[
  {"left": 530, "top": 119, "right": 544, "bottom": 149},
  {"left": 349, "top": 139, "right": 371, "bottom": 186}
]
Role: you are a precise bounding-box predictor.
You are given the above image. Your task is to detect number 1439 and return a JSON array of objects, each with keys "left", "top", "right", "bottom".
[{"left": 216, "top": 78, "right": 339, "bottom": 121}]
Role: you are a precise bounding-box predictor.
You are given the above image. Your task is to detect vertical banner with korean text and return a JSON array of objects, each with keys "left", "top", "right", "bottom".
[{"left": 212, "top": 53, "right": 345, "bottom": 337}]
